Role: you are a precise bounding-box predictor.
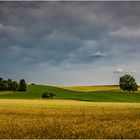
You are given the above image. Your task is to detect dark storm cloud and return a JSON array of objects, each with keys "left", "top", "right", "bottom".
[{"left": 0, "top": 1, "right": 140, "bottom": 85}]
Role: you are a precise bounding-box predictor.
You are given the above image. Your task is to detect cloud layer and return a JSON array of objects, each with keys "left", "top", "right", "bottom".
[{"left": 0, "top": 1, "right": 140, "bottom": 85}]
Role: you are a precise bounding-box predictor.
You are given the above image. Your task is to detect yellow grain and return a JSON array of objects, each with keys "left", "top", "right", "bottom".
[
  {"left": 59, "top": 85, "right": 119, "bottom": 92},
  {"left": 0, "top": 99, "right": 139, "bottom": 139}
]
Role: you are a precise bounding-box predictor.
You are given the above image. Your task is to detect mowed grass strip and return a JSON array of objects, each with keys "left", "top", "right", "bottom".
[{"left": 0, "top": 99, "right": 139, "bottom": 139}]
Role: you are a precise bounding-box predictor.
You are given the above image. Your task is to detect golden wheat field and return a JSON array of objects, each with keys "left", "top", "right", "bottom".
[
  {"left": 59, "top": 85, "right": 120, "bottom": 92},
  {"left": 0, "top": 99, "right": 139, "bottom": 139},
  {"left": 59, "top": 85, "right": 140, "bottom": 92}
]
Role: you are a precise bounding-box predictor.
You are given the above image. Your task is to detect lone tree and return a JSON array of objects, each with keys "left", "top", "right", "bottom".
[
  {"left": 119, "top": 74, "right": 138, "bottom": 92},
  {"left": 18, "top": 79, "right": 27, "bottom": 92}
]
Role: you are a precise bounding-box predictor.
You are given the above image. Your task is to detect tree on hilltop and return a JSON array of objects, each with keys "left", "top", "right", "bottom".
[
  {"left": 119, "top": 75, "right": 138, "bottom": 92},
  {"left": 0, "top": 77, "right": 27, "bottom": 92},
  {"left": 18, "top": 79, "right": 27, "bottom": 92},
  {"left": 7, "top": 79, "right": 13, "bottom": 90},
  {"left": 12, "top": 81, "right": 19, "bottom": 91}
]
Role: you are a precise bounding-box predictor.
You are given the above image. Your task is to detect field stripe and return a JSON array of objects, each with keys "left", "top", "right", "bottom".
[{"left": 0, "top": 99, "right": 140, "bottom": 110}]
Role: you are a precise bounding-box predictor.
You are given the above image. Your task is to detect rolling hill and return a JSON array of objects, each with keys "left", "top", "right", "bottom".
[{"left": 0, "top": 85, "right": 139, "bottom": 102}]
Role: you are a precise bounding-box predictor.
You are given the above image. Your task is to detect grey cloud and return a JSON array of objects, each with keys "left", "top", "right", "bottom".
[
  {"left": 89, "top": 51, "right": 107, "bottom": 57},
  {"left": 109, "top": 27, "right": 140, "bottom": 39},
  {"left": 0, "top": 1, "right": 140, "bottom": 85}
]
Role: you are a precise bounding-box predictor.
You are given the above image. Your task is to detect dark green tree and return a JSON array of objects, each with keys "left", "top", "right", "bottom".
[
  {"left": 2, "top": 80, "right": 8, "bottom": 90},
  {"left": 18, "top": 79, "right": 27, "bottom": 92},
  {"left": 119, "top": 75, "right": 138, "bottom": 92},
  {"left": 0, "top": 77, "right": 3, "bottom": 90},
  {"left": 7, "top": 79, "right": 13, "bottom": 90},
  {"left": 50, "top": 92, "right": 56, "bottom": 98},
  {"left": 0, "top": 77, "right": 20, "bottom": 91},
  {"left": 42, "top": 91, "right": 50, "bottom": 98},
  {"left": 42, "top": 91, "right": 56, "bottom": 99},
  {"left": 0, "top": 77, "right": 3, "bottom": 82},
  {"left": 12, "top": 81, "right": 19, "bottom": 91}
]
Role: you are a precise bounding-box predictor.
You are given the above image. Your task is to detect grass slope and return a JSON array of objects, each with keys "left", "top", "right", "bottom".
[{"left": 0, "top": 85, "right": 140, "bottom": 102}]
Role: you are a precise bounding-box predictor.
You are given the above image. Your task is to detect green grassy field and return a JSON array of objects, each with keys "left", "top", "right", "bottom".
[
  {"left": 0, "top": 99, "right": 139, "bottom": 139},
  {"left": 0, "top": 85, "right": 140, "bottom": 102}
]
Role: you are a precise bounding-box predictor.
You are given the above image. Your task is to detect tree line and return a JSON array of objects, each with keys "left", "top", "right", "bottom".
[{"left": 0, "top": 77, "right": 27, "bottom": 92}]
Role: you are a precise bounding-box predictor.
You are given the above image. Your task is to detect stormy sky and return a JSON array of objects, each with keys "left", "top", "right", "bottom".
[{"left": 0, "top": 1, "right": 140, "bottom": 85}]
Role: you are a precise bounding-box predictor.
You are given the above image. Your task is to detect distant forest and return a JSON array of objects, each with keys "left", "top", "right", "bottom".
[{"left": 0, "top": 77, "right": 27, "bottom": 92}]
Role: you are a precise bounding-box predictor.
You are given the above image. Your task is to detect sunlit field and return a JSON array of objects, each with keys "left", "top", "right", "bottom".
[
  {"left": 60, "top": 85, "right": 140, "bottom": 92},
  {"left": 0, "top": 85, "right": 140, "bottom": 138},
  {"left": 0, "top": 99, "right": 139, "bottom": 139},
  {"left": 59, "top": 85, "right": 120, "bottom": 92}
]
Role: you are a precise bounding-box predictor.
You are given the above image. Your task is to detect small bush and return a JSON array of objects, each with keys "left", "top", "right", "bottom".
[
  {"left": 50, "top": 92, "right": 56, "bottom": 98},
  {"left": 31, "top": 83, "right": 36, "bottom": 85},
  {"left": 42, "top": 92, "right": 49, "bottom": 98},
  {"left": 42, "top": 91, "right": 55, "bottom": 99}
]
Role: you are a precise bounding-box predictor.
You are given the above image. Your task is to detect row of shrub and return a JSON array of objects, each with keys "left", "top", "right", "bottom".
[{"left": 0, "top": 77, "right": 27, "bottom": 91}]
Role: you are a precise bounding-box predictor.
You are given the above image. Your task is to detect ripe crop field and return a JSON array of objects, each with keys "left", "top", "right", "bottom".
[
  {"left": 0, "top": 85, "right": 139, "bottom": 138},
  {"left": 0, "top": 99, "right": 139, "bottom": 139},
  {"left": 60, "top": 85, "right": 140, "bottom": 92},
  {"left": 59, "top": 85, "right": 120, "bottom": 92}
]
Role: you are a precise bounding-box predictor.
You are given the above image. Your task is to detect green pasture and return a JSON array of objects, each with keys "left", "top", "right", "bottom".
[{"left": 0, "top": 85, "right": 139, "bottom": 102}]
